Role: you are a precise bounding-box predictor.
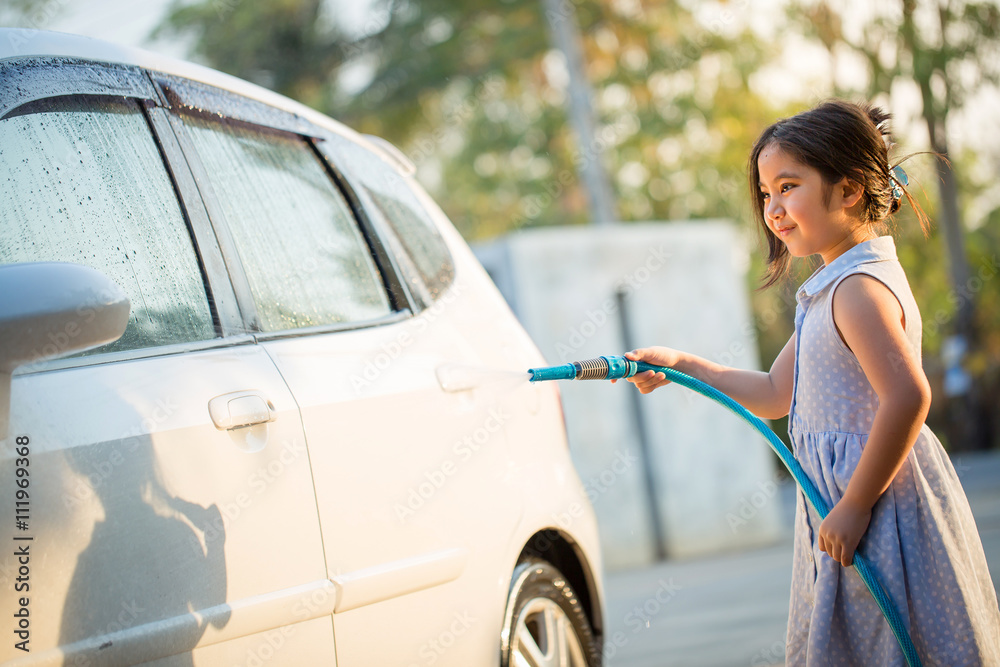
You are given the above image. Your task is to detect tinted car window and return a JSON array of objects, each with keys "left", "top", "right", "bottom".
[
  {"left": 181, "top": 114, "right": 392, "bottom": 331},
  {"left": 0, "top": 96, "right": 216, "bottom": 355},
  {"left": 329, "top": 138, "right": 456, "bottom": 307}
]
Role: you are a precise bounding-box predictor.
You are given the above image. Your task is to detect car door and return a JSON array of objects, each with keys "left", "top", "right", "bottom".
[
  {"left": 0, "top": 61, "right": 333, "bottom": 666},
  {"left": 285, "top": 136, "right": 526, "bottom": 667},
  {"left": 163, "top": 87, "right": 526, "bottom": 664}
]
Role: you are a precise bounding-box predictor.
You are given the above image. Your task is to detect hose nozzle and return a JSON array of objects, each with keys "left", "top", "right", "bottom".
[{"left": 528, "top": 355, "right": 638, "bottom": 382}]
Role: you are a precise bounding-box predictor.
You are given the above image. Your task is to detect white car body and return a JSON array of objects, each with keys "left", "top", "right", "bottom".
[{"left": 0, "top": 29, "right": 604, "bottom": 667}]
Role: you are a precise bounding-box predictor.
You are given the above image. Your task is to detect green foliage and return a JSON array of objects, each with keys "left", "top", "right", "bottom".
[
  {"left": 337, "top": 0, "right": 554, "bottom": 141},
  {"left": 337, "top": 1, "right": 784, "bottom": 241},
  {"left": 154, "top": 0, "right": 349, "bottom": 110}
]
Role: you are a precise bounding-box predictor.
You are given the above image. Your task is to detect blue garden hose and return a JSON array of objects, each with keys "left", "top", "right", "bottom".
[{"left": 528, "top": 355, "right": 922, "bottom": 667}]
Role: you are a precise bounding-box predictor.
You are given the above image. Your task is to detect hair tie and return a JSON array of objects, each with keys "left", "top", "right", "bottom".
[{"left": 890, "top": 165, "right": 908, "bottom": 201}]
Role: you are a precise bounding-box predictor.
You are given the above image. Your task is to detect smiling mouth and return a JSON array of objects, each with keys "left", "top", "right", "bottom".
[{"left": 775, "top": 225, "right": 795, "bottom": 237}]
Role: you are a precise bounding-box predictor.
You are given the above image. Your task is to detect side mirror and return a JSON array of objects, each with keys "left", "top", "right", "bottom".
[{"left": 0, "top": 262, "right": 130, "bottom": 440}]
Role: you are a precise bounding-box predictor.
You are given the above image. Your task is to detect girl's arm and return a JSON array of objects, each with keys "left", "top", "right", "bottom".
[
  {"left": 818, "top": 273, "right": 932, "bottom": 567},
  {"left": 619, "top": 333, "right": 796, "bottom": 420}
]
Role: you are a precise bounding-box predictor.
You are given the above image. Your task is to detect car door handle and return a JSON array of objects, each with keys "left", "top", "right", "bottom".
[{"left": 208, "top": 390, "right": 276, "bottom": 430}]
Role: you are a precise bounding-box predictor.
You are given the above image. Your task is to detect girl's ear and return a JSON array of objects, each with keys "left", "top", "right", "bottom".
[{"left": 839, "top": 178, "right": 865, "bottom": 209}]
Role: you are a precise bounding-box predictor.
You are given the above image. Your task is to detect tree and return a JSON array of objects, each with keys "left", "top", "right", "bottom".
[
  {"left": 339, "top": 1, "right": 782, "bottom": 240},
  {"left": 153, "top": 0, "right": 351, "bottom": 111}
]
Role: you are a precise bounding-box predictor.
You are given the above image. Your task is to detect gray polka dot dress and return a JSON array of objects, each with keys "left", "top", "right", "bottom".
[{"left": 785, "top": 236, "right": 1000, "bottom": 666}]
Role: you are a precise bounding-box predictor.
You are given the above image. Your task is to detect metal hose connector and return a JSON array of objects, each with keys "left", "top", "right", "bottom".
[{"left": 573, "top": 357, "right": 610, "bottom": 380}]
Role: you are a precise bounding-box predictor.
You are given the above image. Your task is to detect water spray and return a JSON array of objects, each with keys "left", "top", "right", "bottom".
[{"left": 528, "top": 354, "right": 922, "bottom": 667}]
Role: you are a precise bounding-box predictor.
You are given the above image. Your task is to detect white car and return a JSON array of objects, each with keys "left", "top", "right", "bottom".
[{"left": 0, "top": 29, "right": 604, "bottom": 667}]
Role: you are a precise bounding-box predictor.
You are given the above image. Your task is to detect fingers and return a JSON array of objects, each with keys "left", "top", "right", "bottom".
[
  {"left": 818, "top": 535, "right": 840, "bottom": 566},
  {"left": 625, "top": 348, "right": 654, "bottom": 362},
  {"left": 621, "top": 350, "right": 673, "bottom": 393},
  {"left": 830, "top": 544, "right": 852, "bottom": 567},
  {"left": 818, "top": 530, "right": 854, "bottom": 567},
  {"left": 626, "top": 370, "right": 669, "bottom": 394}
]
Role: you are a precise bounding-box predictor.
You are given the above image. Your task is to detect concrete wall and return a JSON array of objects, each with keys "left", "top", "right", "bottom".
[{"left": 476, "top": 221, "right": 783, "bottom": 570}]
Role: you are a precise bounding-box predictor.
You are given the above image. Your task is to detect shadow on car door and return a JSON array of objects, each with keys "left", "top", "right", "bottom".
[{"left": 0, "top": 86, "right": 335, "bottom": 665}]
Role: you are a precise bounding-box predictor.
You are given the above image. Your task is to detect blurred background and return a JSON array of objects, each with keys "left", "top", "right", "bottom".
[{"left": 6, "top": 0, "right": 996, "bottom": 455}]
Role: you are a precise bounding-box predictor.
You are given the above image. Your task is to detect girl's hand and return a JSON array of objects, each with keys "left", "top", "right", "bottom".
[
  {"left": 611, "top": 347, "right": 682, "bottom": 394},
  {"left": 817, "top": 496, "right": 872, "bottom": 567}
]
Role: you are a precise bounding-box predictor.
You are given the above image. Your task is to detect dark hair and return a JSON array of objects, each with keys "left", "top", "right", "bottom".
[{"left": 747, "top": 99, "right": 930, "bottom": 289}]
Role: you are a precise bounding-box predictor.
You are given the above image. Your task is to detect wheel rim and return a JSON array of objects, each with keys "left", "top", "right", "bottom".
[{"left": 511, "top": 597, "right": 588, "bottom": 667}]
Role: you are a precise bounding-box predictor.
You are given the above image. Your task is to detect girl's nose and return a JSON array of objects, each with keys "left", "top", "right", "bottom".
[{"left": 766, "top": 198, "right": 783, "bottom": 224}]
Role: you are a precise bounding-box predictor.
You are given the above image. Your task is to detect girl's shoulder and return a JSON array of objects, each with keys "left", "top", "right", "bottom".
[
  {"left": 831, "top": 271, "right": 906, "bottom": 336},
  {"left": 829, "top": 260, "right": 923, "bottom": 365},
  {"left": 829, "top": 258, "right": 918, "bottom": 322}
]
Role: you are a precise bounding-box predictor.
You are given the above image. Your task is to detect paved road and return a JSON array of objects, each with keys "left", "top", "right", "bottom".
[{"left": 601, "top": 451, "right": 1000, "bottom": 667}]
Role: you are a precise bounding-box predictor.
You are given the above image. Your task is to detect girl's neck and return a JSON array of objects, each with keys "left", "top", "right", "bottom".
[{"left": 820, "top": 226, "right": 878, "bottom": 266}]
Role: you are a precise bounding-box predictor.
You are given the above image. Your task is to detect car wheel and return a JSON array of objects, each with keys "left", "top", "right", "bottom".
[{"left": 501, "top": 557, "right": 600, "bottom": 667}]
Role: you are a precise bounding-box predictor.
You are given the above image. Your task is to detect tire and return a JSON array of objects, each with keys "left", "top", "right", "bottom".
[{"left": 500, "top": 557, "right": 600, "bottom": 667}]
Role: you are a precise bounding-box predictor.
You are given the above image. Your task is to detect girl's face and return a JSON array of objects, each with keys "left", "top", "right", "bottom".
[{"left": 757, "top": 143, "right": 872, "bottom": 265}]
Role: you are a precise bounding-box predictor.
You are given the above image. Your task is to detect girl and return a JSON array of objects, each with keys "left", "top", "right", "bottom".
[{"left": 622, "top": 100, "right": 1000, "bottom": 665}]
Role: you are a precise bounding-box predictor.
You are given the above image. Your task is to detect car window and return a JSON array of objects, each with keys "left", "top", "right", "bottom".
[
  {"left": 0, "top": 95, "right": 216, "bottom": 356},
  {"left": 328, "top": 137, "right": 456, "bottom": 307},
  {"left": 180, "top": 114, "right": 392, "bottom": 332}
]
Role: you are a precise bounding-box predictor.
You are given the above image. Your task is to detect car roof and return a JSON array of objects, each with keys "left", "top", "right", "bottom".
[{"left": 0, "top": 28, "right": 361, "bottom": 143}]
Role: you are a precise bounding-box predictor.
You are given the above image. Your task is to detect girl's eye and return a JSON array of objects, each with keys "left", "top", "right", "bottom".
[
  {"left": 781, "top": 183, "right": 795, "bottom": 193},
  {"left": 760, "top": 191, "right": 769, "bottom": 200}
]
